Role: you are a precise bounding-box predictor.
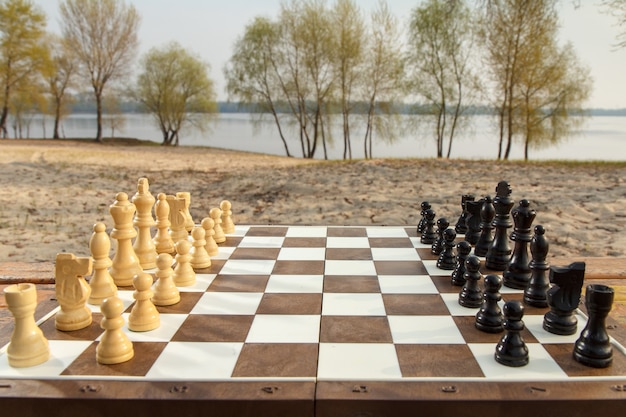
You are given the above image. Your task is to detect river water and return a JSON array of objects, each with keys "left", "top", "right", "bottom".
[{"left": 16, "top": 113, "right": 626, "bottom": 161}]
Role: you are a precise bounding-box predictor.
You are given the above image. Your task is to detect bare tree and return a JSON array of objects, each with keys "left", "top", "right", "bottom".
[
  {"left": 44, "top": 34, "right": 77, "bottom": 139},
  {"left": 602, "top": 0, "right": 626, "bottom": 48},
  {"left": 59, "top": 0, "right": 140, "bottom": 142}
]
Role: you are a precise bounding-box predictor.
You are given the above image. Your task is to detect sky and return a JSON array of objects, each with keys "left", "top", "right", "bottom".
[{"left": 35, "top": 0, "right": 626, "bottom": 109}]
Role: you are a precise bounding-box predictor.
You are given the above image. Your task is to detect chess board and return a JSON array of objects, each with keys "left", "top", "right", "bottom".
[{"left": 1, "top": 225, "right": 626, "bottom": 417}]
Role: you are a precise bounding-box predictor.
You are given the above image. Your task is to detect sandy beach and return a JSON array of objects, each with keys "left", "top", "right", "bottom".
[{"left": 0, "top": 139, "right": 624, "bottom": 263}]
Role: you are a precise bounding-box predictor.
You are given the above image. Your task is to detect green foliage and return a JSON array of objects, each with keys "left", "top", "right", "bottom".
[{"left": 135, "top": 42, "right": 217, "bottom": 146}]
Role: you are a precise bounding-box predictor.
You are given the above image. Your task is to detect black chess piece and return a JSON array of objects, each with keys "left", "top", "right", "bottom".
[
  {"left": 474, "top": 196, "right": 495, "bottom": 257},
  {"left": 573, "top": 284, "right": 614, "bottom": 368},
  {"left": 503, "top": 199, "right": 536, "bottom": 290},
  {"left": 495, "top": 300, "right": 529, "bottom": 367},
  {"left": 455, "top": 194, "right": 474, "bottom": 234},
  {"left": 485, "top": 181, "right": 514, "bottom": 271},
  {"left": 524, "top": 225, "right": 550, "bottom": 307},
  {"left": 420, "top": 209, "right": 437, "bottom": 244},
  {"left": 458, "top": 255, "right": 483, "bottom": 308},
  {"left": 543, "top": 262, "right": 585, "bottom": 335},
  {"left": 475, "top": 274, "right": 504, "bottom": 333},
  {"left": 437, "top": 228, "right": 457, "bottom": 270},
  {"left": 417, "top": 201, "right": 431, "bottom": 234},
  {"left": 432, "top": 217, "right": 449, "bottom": 255},
  {"left": 464, "top": 199, "right": 483, "bottom": 246},
  {"left": 451, "top": 241, "right": 471, "bottom": 286}
]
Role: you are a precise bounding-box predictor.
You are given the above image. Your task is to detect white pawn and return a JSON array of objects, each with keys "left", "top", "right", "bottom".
[
  {"left": 128, "top": 272, "right": 160, "bottom": 332},
  {"left": 202, "top": 217, "right": 219, "bottom": 256},
  {"left": 173, "top": 240, "right": 196, "bottom": 287},
  {"left": 190, "top": 226, "right": 212, "bottom": 270},
  {"left": 55, "top": 253, "right": 93, "bottom": 331},
  {"left": 153, "top": 193, "right": 175, "bottom": 255},
  {"left": 177, "top": 191, "right": 195, "bottom": 233},
  {"left": 210, "top": 207, "right": 226, "bottom": 244},
  {"left": 4, "top": 283, "right": 50, "bottom": 368},
  {"left": 88, "top": 222, "right": 117, "bottom": 305},
  {"left": 132, "top": 177, "right": 157, "bottom": 270},
  {"left": 109, "top": 192, "right": 143, "bottom": 287},
  {"left": 167, "top": 194, "right": 188, "bottom": 244},
  {"left": 97, "top": 296, "right": 134, "bottom": 364},
  {"left": 152, "top": 253, "right": 180, "bottom": 306},
  {"left": 220, "top": 200, "right": 235, "bottom": 234}
]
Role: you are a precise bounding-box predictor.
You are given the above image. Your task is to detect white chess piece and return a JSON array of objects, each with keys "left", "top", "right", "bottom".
[
  {"left": 88, "top": 222, "right": 117, "bottom": 305},
  {"left": 109, "top": 192, "right": 143, "bottom": 286},
  {"left": 173, "top": 240, "right": 196, "bottom": 287},
  {"left": 152, "top": 253, "right": 180, "bottom": 306},
  {"left": 153, "top": 193, "right": 175, "bottom": 255},
  {"left": 55, "top": 253, "right": 93, "bottom": 331},
  {"left": 132, "top": 177, "right": 157, "bottom": 270},
  {"left": 220, "top": 200, "right": 235, "bottom": 234},
  {"left": 210, "top": 207, "right": 226, "bottom": 243},
  {"left": 97, "top": 296, "right": 134, "bottom": 364},
  {"left": 190, "top": 226, "right": 212, "bottom": 269},
  {"left": 128, "top": 272, "right": 160, "bottom": 332},
  {"left": 202, "top": 217, "right": 219, "bottom": 256}
]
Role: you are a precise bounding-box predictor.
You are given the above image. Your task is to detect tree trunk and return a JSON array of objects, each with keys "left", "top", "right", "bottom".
[
  {"left": 95, "top": 92, "right": 103, "bottom": 142},
  {"left": 0, "top": 104, "right": 9, "bottom": 139}
]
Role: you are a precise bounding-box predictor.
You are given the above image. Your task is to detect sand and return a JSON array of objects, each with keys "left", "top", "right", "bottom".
[{"left": 0, "top": 139, "right": 625, "bottom": 263}]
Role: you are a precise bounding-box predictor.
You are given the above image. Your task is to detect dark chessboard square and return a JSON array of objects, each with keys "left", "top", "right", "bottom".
[
  {"left": 207, "top": 275, "right": 269, "bottom": 292},
  {"left": 543, "top": 343, "right": 626, "bottom": 377},
  {"left": 500, "top": 293, "right": 550, "bottom": 316},
  {"left": 230, "top": 247, "right": 281, "bottom": 260},
  {"left": 430, "top": 275, "right": 460, "bottom": 294},
  {"left": 404, "top": 227, "right": 418, "bottom": 237},
  {"left": 396, "top": 344, "right": 484, "bottom": 377},
  {"left": 272, "top": 260, "right": 325, "bottom": 275},
  {"left": 327, "top": 227, "right": 367, "bottom": 237},
  {"left": 245, "top": 226, "right": 289, "bottom": 237},
  {"left": 203, "top": 259, "right": 226, "bottom": 275},
  {"left": 368, "top": 237, "right": 414, "bottom": 248},
  {"left": 326, "top": 248, "right": 372, "bottom": 260},
  {"left": 416, "top": 248, "right": 438, "bottom": 261},
  {"left": 324, "top": 276, "right": 381, "bottom": 293},
  {"left": 383, "top": 294, "right": 449, "bottom": 315},
  {"left": 221, "top": 236, "right": 243, "bottom": 247},
  {"left": 155, "top": 292, "right": 203, "bottom": 314},
  {"left": 453, "top": 316, "right": 538, "bottom": 344},
  {"left": 256, "top": 293, "right": 322, "bottom": 315},
  {"left": 374, "top": 261, "right": 427, "bottom": 275},
  {"left": 282, "top": 237, "right": 327, "bottom": 247},
  {"left": 62, "top": 341, "right": 167, "bottom": 377},
  {"left": 40, "top": 313, "right": 104, "bottom": 341},
  {"left": 172, "top": 315, "right": 254, "bottom": 342},
  {"left": 320, "top": 316, "right": 393, "bottom": 343},
  {"left": 232, "top": 343, "right": 318, "bottom": 377}
]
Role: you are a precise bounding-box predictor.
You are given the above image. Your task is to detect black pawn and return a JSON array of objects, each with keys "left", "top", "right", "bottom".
[
  {"left": 455, "top": 194, "right": 474, "bottom": 234},
  {"left": 474, "top": 196, "right": 495, "bottom": 257},
  {"left": 458, "top": 255, "right": 483, "bottom": 308},
  {"left": 543, "top": 262, "right": 585, "bottom": 335},
  {"left": 451, "top": 241, "right": 471, "bottom": 286},
  {"left": 495, "top": 300, "right": 529, "bottom": 367},
  {"left": 432, "top": 217, "right": 449, "bottom": 255},
  {"left": 573, "top": 284, "right": 614, "bottom": 368},
  {"left": 524, "top": 225, "right": 550, "bottom": 307},
  {"left": 485, "top": 181, "right": 514, "bottom": 271},
  {"left": 503, "top": 199, "right": 536, "bottom": 290},
  {"left": 475, "top": 274, "right": 504, "bottom": 333},
  {"left": 417, "top": 201, "right": 431, "bottom": 234},
  {"left": 437, "top": 228, "right": 457, "bottom": 270},
  {"left": 464, "top": 199, "right": 483, "bottom": 245},
  {"left": 420, "top": 209, "right": 437, "bottom": 244}
]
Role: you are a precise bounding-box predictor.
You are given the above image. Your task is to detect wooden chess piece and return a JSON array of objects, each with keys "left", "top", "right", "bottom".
[
  {"left": 202, "top": 217, "right": 219, "bottom": 256},
  {"left": 190, "top": 226, "right": 212, "bottom": 270},
  {"left": 167, "top": 194, "right": 188, "bottom": 244},
  {"left": 220, "top": 200, "right": 235, "bottom": 234},
  {"left": 573, "top": 284, "right": 614, "bottom": 368},
  {"left": 417, "top": 201, "right": 431, "bottom": 234},
  {"left": 437, "top": 228, "right": 457, "bottom": 270},
  {"left": 454, "top": 194, "right": 474, "bottom": 235},
  {"left": 210, "top": 207, "right": 226, "bottom": 244},
  {"left": 485, "top": 181, "right": 514, "bottom": 271},
  {"left": 96, "top": 295, "right": 134, "bottom": 364},
  {"left": 475, "top": 274, "right": 504, "bottom": 333},
  {"left": 153, "top": 193, "right": 175, "bottom": 255},
  {"left": 503, "top": 199, "right": 536, "bottom": 290},
  {"left": 55, "top": 253, "right": 93, "bottom": 331},
  {"left": 128, "top": 272, "right": 160, "bottom": 332},
  {"left": 524, "top": 225, "right": 550, "bottom": 307},
  {"left": 109, "top": 192, "right": 143, "bottom": 286},
  {"left": 420, "top": 208, "right": 437, "bottom": 244},
  {"left": 451, "top": 240, "right": 471, "bottom": 286},
  {"left": 474, "top": 196, "right": 495, "bottom": 257},
  {"left": 88, "top": 222, "right": 117, "bottom": 305},
  {"left": 431, "top": 217, "right": 449, "bottom": 255},
  {"left": 543, "top": 262, "right": 585, "bottom": 335},
  {"left": 173, "top": 239, "right": 196, "bottom": 287},
  {"left": 152, "top": 253, "right": 180, "bottom": 306},
  {"left": 495, "top": 300, "right": 529, "bottom": 367},
  {"left": 463, "top": 198, "right": 483, "bottom": 245},
  {"left": 176, "top": 191, "right": 194, "bottom": 233},
  {"left": 132, "top": 177, "right": 157, "bottom": 270},
  {"left": 458, "top": 255, "right": 483, "bottom": 308},
  {"left": 4, "top": 283, "right": 50, "bottom": 368}
]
